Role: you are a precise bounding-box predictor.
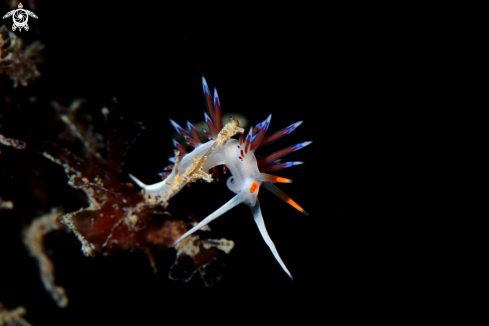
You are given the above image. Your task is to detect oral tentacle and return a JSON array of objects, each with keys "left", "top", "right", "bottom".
[
  {"left": 251, "top": 200, "right": 293, "bottom": 280},
  {"left": 173, "top": 193, "right": 245, "bottom": 246}
]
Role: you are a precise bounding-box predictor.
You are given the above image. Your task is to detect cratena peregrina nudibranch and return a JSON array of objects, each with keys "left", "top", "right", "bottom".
[{"left": 129, "top": 77, "right": 311, "bottom": 279}]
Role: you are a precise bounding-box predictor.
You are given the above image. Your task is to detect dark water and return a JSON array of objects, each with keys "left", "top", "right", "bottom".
[{"left": 0, "top": 1, "right": 428, "bottom": 325}]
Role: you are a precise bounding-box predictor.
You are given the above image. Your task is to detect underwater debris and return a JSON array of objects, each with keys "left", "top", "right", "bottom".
[
  {"left": 0, "top": 303, "right": 31, "bottom": 326},
  {"left": 0, "top": 102, "right": 235, "bottom": 306},
  {"left": 43, "top": 147, "right": 234, "bottom": 280},
  {"left": 171, "top": 234, "right": 234, "bottom": 286},
  {"left": 22, "top": 208, "right": 69, "bottom": 308},
  {"left": 50, "top": 99, "right": 106, "bottom": 159},
  {"left": 0, "top": 134, "right": 25, "bottom": 149},
  {"left": 0, "top": 25, "right": 43, "bottom": 88}
]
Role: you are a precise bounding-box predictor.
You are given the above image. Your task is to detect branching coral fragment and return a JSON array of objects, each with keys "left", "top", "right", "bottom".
[
  {"left": 0, "top": 25, "right": 44, "bottom": 88},
  {"left": 176, "top": 118, "right": 244, "bottom": 184},
  {"left": 22, "top": 208, "right": 69, "bottom": 308},
  {"left": 50, "top": 99, "right": 106, "bottom": 159},
  {"left": 0, "top": 134, "right": 26, "bottom": 149},
  {"left": 215, "top": 118, "right": 244, "bottom": 147},
  {"left": 171, "top": 234, "right": 234, "bottom": 283},
  {"left": 0, "top": 303, "right": 31, "bottom": 326}
]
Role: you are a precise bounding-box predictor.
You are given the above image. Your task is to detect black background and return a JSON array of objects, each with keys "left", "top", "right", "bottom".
[{"left": 0, "top": 1, "right": 430, "bottom": 324}]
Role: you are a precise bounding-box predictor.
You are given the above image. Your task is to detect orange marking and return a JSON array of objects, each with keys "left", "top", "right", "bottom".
[
  {"left": 286, "top": 198, "right": 305, "bottom": 213},
  {"left": 249, "top": 182, "right": 258, "bottom": 193},
  {"left": 275, "top": 177, "right": 292, "bottom": 183}
]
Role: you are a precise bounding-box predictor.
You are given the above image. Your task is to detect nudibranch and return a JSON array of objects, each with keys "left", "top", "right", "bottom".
[{"left": 129, "top": 77, "right": 311, "bottom": 279}]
